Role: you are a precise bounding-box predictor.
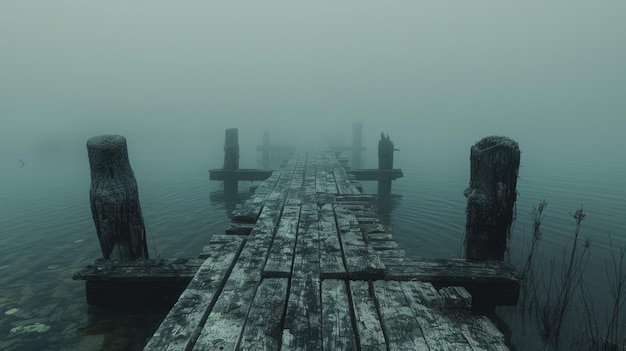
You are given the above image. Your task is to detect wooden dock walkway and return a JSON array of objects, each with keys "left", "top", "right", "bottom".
[{"left": 144, "top": 150, "right": 515, "bottom": 351}]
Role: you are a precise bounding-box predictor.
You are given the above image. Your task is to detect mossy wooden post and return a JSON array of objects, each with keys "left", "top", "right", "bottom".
[
  {"left": 378, "top": 133, "right": 395, "bottom": 200},
  {"left": 87, "top": 135, "right": 148, "bottom": 261},
  {"left": 352, "top": 122, "right": 363, "bottom": 169},
  {"left": 262, "top": 130, "right": 270, "bottom": 169},
  {"left": 464, "top": 136, "right": 520, "bottom": 261},
  {"left": 223, "top": 128, "right": 239, "bottom": 197}
]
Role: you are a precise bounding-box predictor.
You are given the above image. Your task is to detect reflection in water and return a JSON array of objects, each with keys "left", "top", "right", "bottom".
[{"left": 75, "top": 306, "right": 170, "bottom": 351}]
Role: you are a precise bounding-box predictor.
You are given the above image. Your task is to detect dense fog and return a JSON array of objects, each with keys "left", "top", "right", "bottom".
[{"left": 2, "top": 1, "right": 624, "bottom": 166}]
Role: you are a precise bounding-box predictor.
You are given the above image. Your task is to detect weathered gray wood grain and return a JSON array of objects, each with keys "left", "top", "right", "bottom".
[
  {"left": 87, "top": 135, "right": 149, "bottom": 260},
  {"left": 239, "top": 278, "right": 289, "bottom": 350},
  {"left": 400, "top": 281, "right": 471, "bottom": 350},
  {"left": 372, "top": 280, "right": 429, "bottom": 350},
  {"left": 144, "top": 236, "right": 244, "bottom": 351},
  {"left": 349, "top": 281, "right": 387, "bottom": 350},
  {"left": 324, "top": 163, "right": 339, "bottom": 194},
  {"left": 225, "top": 222, "right": 255, "bottom": 235},
  {"left": 282, "top": 274, "right": 322, "bottom": 351},
  {"left": 366, "top": 233, "right": 395, "bottom": 242},
  {"left": 402, "top": 281, "right": 509, "bottom": 351},
  {"left": 291, "top": 203, "right": 320, "bottom": 277},
  {"left": 231, "top": 172, "right": 280, "bottom": 223},
  {"left": 318, "top": 204, "right": 347, "bottom": 279},
  {"left": 334, "top": 205, "right": 385, "bottom": 280},
  {"left": 73, "top": 258, "right": 203, "bottom": 282},
  {"left": 383, "top": 258, "right": 520, "bottom": 286},
  {"left": 192, "top": 201, "right": 284, "bottom": 350},
  {"left": 322, "top": 279, "right": 357, "bottom": 351},
  {"left": 263, "top": 205, "right": 301, "bottom": 278}
]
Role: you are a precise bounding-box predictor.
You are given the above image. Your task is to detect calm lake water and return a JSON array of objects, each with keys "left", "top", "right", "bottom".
[{"left": 1, "top": 146, "right": 624, "bottom": 350}]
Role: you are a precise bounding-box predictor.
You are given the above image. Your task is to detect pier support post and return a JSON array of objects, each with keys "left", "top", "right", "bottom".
[
  {"left": 87, "top": 135, "right": 148, "bottom": 261},
  {"left": 464, "top": 136, "right": 520, "bottom": 261},
  {"left": 377, "top": 133, "right": 395, "bottom": 201},
  {"left": 223, "top": 128, "right": 240, "bottom": 197},
  {"left": 262, "top": 130, "right": 270, "bottom": 169},
  {"left": 352, "top": 122, "right": 363, "bottom": 169}
]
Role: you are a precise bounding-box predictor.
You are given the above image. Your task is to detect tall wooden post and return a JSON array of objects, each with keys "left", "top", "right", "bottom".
[
  {"left": 87, "top": 135, "right": 148, "bottom": 261},
  {"left": 223, "top": 128, "right": 239, "bottom": 196},
  {"left": 262, "top": 130, "right": 270, "bottom": 169},
  {"left": 464, "top": 136, "right": 520, "bottom": 261},
  {"left": 352, "top": 122, "right": 363, "bottom": 169},
  {"left": 377, "top": 133, "right": 395, "bottom": 200}
]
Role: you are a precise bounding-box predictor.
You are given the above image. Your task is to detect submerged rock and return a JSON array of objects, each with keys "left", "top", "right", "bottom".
[
  {"left": 4, "top": 308, "right": 18, "bottom": 315},
  {"left": 10, "top": 323, "right": 51, "bottom": 335}
]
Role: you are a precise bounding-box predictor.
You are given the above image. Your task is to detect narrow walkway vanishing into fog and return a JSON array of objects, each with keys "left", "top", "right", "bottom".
[{"left": 143, "top": 150, "right": 516, "bottom": 350}]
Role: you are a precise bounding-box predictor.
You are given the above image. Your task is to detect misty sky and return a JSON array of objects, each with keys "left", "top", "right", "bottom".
[{"left": 1, "top": 1, "right": 624, "bottom": 163}]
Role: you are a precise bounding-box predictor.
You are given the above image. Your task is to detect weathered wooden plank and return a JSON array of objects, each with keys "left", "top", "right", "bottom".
[
  {"left": 372, "top": 280, "right": 429, "bottom": 350},
  {"left": 400, "top": 281, "right": 472, "bottom": 350},
  {"left": 230, "top": 172, "right": 281, "bottom": 223},
  {"left": 225, "top": 222, "right": 255, "bottom": 235},
  {"left": 362, "top": 224, "right": 387, "bottom": 235},
  {"left": 334, "top": 205, "right": 361, "bottom": 234},
  {"left": 304, "top": 167, "right": 317, "bottom": 197},
  {"left": 239, "top": 278, "right": 289, "bottom": 350},
  {"left": 324, "top": 164, "right": 339, "bottom": 194},
  {"left": 318, "top": 204, "right": 347, "bottom": 279},
  {"left": 282, "top": 274, "right": 322, "bottom": 350},
  {"left": 440, "top": 286, "right": 472, "bottom": 310},
  {"left": 334, "top": 205, "right": 385, "bottom": 280},
  {"left": 200, "top": 235, "right": 247, "bottom": 258},
  {"left": 286, "top": 157, "right": 305, "bottom": 202},
  {"left": 321, "top": 279, "right": 357, "bottom": 351},
  {"left": 335, "top": 194, "right": 377, "bottom": 202},
  {"left": 369, "top": 240, "right": 400, "bottom": 251},
  {"left": 291, "top": 203, "right": 320, "bottom": 277},
  {"left": 345, "top": 245, "right": 386, "bottom": 280},
  {"left": 73, "top": 258, "right": 203, "bottom": 282},
  {"left": 383, "top": 258, "right": 520, "bottom": 287},
  {"left": 314, "top": 153, "right": 325, "bottom": 194},
  {"left": 402, "top": 281, "right": 509, "bottom": 351},
  {"left": 457, "top": 316, "right": 510, "bottom": 351},
  {"left": 263, "top": 205, "right": 301, "bottom": 278},
  {"left": 192, "top": 202, "right": 283, "bottom": 350},
  {"left": 334, "top": 169, "right": 357, "bottom": 195},
  {"left": 376, "top": 249, "right": 406, "bottom": 259},
  {"left": 349, "top": 281, "right": 387, "bottom": 350},
  {"left": 366, "top": 233, "right": 394, "bottom": 242},
  {"left": 282, "top": 202, "right": 322, "bottom": 347},
  {"left": 144, "top": 236, "right": 244, "bottom": 351}
]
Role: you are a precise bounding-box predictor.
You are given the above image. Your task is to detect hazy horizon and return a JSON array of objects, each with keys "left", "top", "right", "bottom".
[{"left": 2, "top": 1, "right": 624, "bottom": 167}]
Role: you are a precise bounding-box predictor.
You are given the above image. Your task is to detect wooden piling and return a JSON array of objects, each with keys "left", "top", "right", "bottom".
[
  {"left": 86, "top": 135, "right": 148, "bottom": 261},
  {"left": 352, "top": 122, "right": 363, "bottom": 169},
  {"left": 377, "top": 133, "right": 395, "bottom": 199},
  {"left": 223, "top": 128, "right": 239, "bottom": 196},
  {"left": 464, "top": 136, "right": 520, "bottom": 261}
]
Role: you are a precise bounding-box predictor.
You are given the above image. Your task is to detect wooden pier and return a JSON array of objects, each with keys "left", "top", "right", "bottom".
[{"left": 143, "top": 150, "right": 518, "bottom": 351}]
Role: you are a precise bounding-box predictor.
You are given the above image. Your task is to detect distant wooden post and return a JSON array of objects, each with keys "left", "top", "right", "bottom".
[
  {"left": 464, "top": 136, "right": 520, "bottom": 261},
  {"left": 223, "top": 128, "right": 240, "bottom": 196},
  {"left": 352, "top": 122, "right": 363, "bottom": 169},
  {"left": 377, "top": 133, "right": 395, "bottom": 199},
  {"left": 87, "top": 135, "right": 148, "bottom": 261},
  {"left": 262, "top": 130, "right": 270, "bottom": 169}
]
